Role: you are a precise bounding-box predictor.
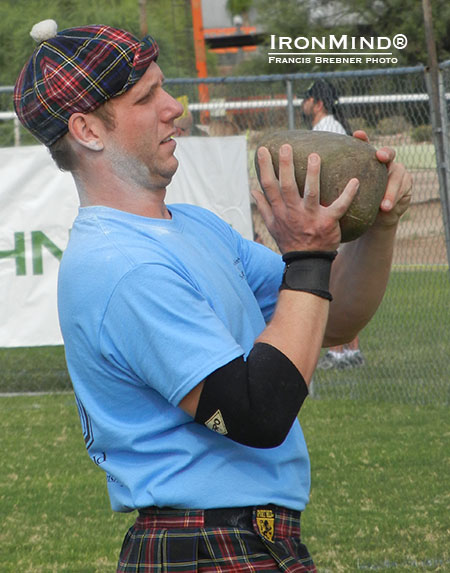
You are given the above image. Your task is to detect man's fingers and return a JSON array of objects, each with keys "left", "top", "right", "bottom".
[
  {"left": 257, "top": 144, "right": 301, "bottom": 210},
  {"left": 256, "top": 146, "right": 280, "bottom": 204},
  {"left": 376, "top": 146, "right": 396, "bottom": 165},
  {"left": 278, "top": 144, "right": 301, "bottom": 207},
  {"left": 380, "top": 163, "right": 412, "bottom": 212},
  {"left": 352, "top": 130, "right": 369, "bottom": 143},
  {"left": 331, "top": 178, "right": 360, "bottom": 217},
  {"left": 302, "top": 153, "right": 321, "bottom": 208}
]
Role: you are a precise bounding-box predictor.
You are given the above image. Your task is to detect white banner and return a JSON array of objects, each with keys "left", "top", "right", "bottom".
[{"left": 0, "top": 136, "right": 252, "bottom": 348}]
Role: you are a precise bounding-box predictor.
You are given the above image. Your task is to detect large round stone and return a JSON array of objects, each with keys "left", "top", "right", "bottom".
[{"left": 255, "top": 130, "right": 388, "bottom": 242}]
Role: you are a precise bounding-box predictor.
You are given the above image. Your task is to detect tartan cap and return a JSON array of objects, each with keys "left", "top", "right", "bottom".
[{"left": 14, "top": 20, "right": 159, "bottom": 146}]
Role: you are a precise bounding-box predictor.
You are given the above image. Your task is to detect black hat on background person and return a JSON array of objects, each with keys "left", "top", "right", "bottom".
[
  {"left": 302, "top": 79, "right": 352, "bottom": 135},
  {"left": 304, "top": 79, "right": 340, "bottom": 113}
]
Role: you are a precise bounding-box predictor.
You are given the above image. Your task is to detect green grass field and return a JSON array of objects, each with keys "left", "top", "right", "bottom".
[
  {"left": 313, "top": 269, "right": 450, "bottom": 406},
  {"left": 391, "top": 143, "right": 436, "bottom": 170},
  {"left": 1, "top": 394, "right": 449, "bottom": 572},
  {"left": 0, "top": 268, "right": 449, "bottom": 571}
]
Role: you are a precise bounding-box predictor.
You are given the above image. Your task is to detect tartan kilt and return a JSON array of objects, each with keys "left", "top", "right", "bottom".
[{"left": 117, "top": 505, "right": 316, "bottom": 572}]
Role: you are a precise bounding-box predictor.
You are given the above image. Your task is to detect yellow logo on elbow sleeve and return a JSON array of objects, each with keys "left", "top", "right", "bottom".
[{"left": 205, "top": 409, "right": 228, "bottom": 435}]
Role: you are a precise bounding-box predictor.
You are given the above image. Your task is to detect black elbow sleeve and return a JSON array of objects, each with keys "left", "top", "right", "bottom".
[{"left": 194, "top": 343, "right": 308, "bottom": 448}]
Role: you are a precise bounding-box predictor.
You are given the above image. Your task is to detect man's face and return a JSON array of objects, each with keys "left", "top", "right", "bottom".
[{"left": 100, "top": 62, "right": 184, "bottom": 192}]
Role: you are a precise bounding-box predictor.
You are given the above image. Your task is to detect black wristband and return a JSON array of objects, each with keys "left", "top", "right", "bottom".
[{"left": 280, "top": 250, "right": 337, "bottom": 301}]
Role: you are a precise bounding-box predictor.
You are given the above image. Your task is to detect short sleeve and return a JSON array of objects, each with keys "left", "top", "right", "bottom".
[
  {"left": 99, "top": 263, "right": 244, "bottom": 406},
  {"left": 237, "top": 238, "right": 284, "bottom": 322}
]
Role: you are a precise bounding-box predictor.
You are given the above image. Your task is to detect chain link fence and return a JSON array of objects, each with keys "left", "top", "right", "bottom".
[{"left": 1, "top": 64, "right": 449, "bottom": 404}]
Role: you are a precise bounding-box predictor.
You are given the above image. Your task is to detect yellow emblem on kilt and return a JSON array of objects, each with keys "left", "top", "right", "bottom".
[{"left": 256, "top": 509, "right": 275, "bottom": 541}]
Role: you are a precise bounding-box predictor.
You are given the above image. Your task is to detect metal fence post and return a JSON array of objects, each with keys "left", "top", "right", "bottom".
[
  {"left": 425, "top": 68, "right": 450, "bottom": 271},
  {"left": 438, "top": 69, "right": 450, "bottom": 270},
  {"left": 14, "top": 116, "right": 20, "bottom": 146},
  {"left": 286, "top": 79, "right": 295, "bottom": 130}
]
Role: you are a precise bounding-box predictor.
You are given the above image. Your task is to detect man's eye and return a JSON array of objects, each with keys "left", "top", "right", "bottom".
[
  {"left": 136, "top": 89, "right": 157, "bottom": 105},
  {"left": 137, "top": 94, "right": 152, "bottom": 105}
]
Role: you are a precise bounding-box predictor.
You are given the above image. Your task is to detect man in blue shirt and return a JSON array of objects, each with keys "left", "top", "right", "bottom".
[{"left": 14, "top": 20, "right": 412, "bottom": 572}]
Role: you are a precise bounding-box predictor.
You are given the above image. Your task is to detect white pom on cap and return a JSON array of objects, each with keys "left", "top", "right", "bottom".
[{"left": 30, "top": 19, "right": 58, "bottom": 43}]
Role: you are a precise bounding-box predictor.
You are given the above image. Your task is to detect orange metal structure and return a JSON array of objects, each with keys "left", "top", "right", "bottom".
[{"left": 191, "top": 0, "right": 210, "bottom": 119}]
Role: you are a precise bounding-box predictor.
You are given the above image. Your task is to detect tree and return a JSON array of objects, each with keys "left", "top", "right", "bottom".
[
  {"left": 0, "top": 0, "right": 199, "bottom": 86},
  {"left": 229, "top": 0, "right": 450, "bottom": 75},
  {"left": 0, "top": 0, "right": 143, "bottom": 85},
  {"left": 226, "top": 0, "right": 254, "bottom": 17},
  {"left": 308, "top": 0, "right": 450, "bottom": 66}
]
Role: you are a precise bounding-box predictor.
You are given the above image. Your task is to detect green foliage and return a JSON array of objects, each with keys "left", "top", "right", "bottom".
[
  {"left": 231, "top": 0, "right": 450, "bottom": 74},
  {"left": 226, "top": 0, "right": 254, "bottom": 16},
  {"left": 3, "top": 0, "right": 450, "bottom": 82},
  {"left": 138, "top": 0, "right": 197, "bottom": 78},
  {"left": 255, "top": 0, "right": 310, "bottom": 40},
  {"left": 0, "top": 0, "right": 196, "bottom": 85},
  {"left": 312, "top": 0, "right": 450, "bottom": 67},
  {"left": 374, "top": 115, "right": 411, "bottom": 135},
  {"left": 348, "top": 116, "right": 372, "bottom": 136},
  {"left": 411, "top": 123, "right": 433, "bottom": 142},
  {"left": 0, "top": 0, "right": 140, "bottom": 85}
]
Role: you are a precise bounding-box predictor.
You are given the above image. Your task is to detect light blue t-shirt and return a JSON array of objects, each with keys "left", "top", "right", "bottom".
[{"left": 58, "top": 204, "right": 311, "bottom": 512}]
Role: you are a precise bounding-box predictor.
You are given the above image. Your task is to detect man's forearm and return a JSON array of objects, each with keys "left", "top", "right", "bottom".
[
  {"left": 324, "top": 222, "right": 398, "bottom": 346},
  {"left": 256, "top": 289, "right": 330, "bottom": 385}
]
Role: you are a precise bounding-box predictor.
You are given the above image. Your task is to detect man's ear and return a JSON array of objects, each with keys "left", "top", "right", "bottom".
[
  {"left": 314, "top": 100, "right": 325, "bottom": 114},
  {"left": 68, "top": 113, "right": 104, "bottom": 151}
]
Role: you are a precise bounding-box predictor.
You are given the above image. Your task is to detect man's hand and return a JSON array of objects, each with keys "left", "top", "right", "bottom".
[
  {"left": 252, "top": 144, "right": 360, "bottom": 254},
  {"left": 353, "top": 130, "right": 413, "bottom": 229}
]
